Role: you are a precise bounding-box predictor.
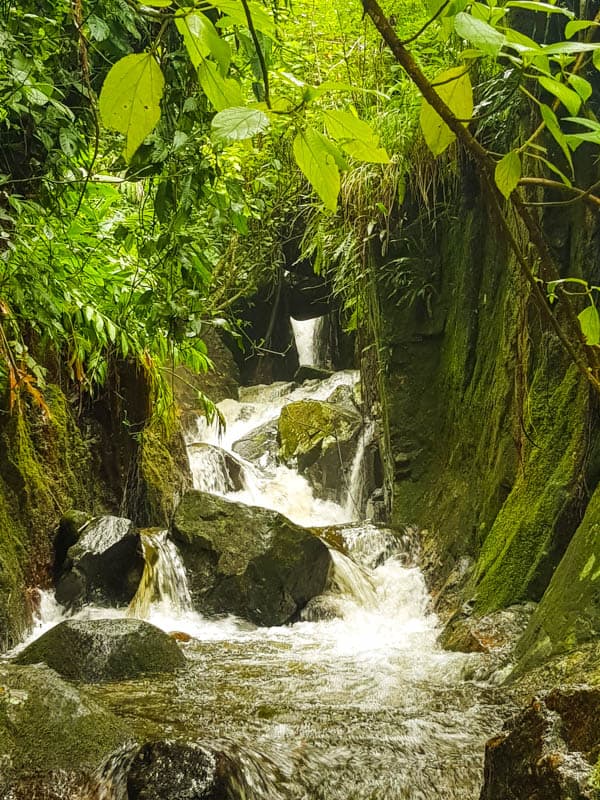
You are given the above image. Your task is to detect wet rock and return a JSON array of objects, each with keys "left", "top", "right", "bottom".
[
  {"left": 238, "top": 381, "right": 295, "bottom": 404},
  {"left": 278, "top": 399, "right": 362, "bottom": 503},
  {"left": 52, "top": 510, "right": 93, "bottom": 577},
  {"left": 103, "top": 739, "right": 285, "bottom": 800},
  {"left": 54, "top": 515, "right": 144, "bottom": 609},
  {"left": 0, "top": 663, "right": 130, "bottom": 784},
  {"left": 440, "top": 603, "right": 536, "bottom": 655},
  {"left": 172, "top": 490, "right": 332, "bottom": 626},
  {"left": 479, "top": 688, "right": 600, "bottom": 800},
  {"left": 294, "top": 365, "right": 333, "bottom": 383},
  {"left": 15, "top": 618, "right": 185, "bottom": 683},
  {"left": 232, "top": 420, "right": 279, "bottom": 466}
]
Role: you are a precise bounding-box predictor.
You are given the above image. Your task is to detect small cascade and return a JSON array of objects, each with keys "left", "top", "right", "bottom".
[
  {"left": 128, "top": 530, "right": 192, "bottom": 619},
  {"left": 328, "top": 549, "right": 378, "bottom": 607},
  {"left": 188, "top": 442, "right": 246, "bottom": 494},
  {"left": 343, "top": 419, "right": 376, "bottom": 520}
]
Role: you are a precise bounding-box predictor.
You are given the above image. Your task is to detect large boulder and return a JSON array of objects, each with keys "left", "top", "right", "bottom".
[
  {"left": 54, "top": 515, "right": 144, "bottom": 609},
  {"left": 479, "top": 687, "right": 600, "bottom": 800},
  {"left": 278, "top": 400, "right": 362, "bottom": 504},
  {"left": 171, "top": 490, "right": 332, "bottom": 625},
  {"left": 15, "top": 619, "right": 185, "bottom": 683},
  {"left": 0, "top": 663, "right": 130, "bottom": 792}
]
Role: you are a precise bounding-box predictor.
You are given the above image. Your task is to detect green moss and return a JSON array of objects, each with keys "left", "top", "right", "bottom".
[
  {"left": 278, "top": 400, "right": 360, "bottom": 461},
  {"left": 473, "top": 363, "right": 589, "bottom": 613},
  {"left": 514, "top": 482, "right": 600, "bottom": 671},
  {"left": 138, "top": 420, "right": 192, "bottom": 527}
]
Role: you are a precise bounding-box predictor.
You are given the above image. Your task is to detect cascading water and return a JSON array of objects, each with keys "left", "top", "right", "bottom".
[{"left": 10, "top": 365, "right": 512, "bottom": 799}]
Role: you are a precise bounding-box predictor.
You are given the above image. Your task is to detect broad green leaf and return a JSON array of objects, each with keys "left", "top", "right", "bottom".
[
  {"left": 454, "top": 13, "right": 506, "bottom": 57},
  {"left": 323, "top": 109, "right": 390, "bottom": 162},
  {"left": 568, "top": 74, "right": 592, "bottom": 102},
  {"left": 506, "top": 0, "right": 573, "bottom": 16},
  {"left": 538, "top": 75, "right": 581, "bottom": 115},
  {"left": 540, "top": 41, "right": 600, "bottom": 55},
  {"left": 142, "top": 0, "right": 172, "bottom": 5},
  {"left": 471, "top": 3, "right": 507, "bottom": 24},
  {"left": 198, "top": 60, "right": 243, "bottom": 111},
  {"left": 210, "top": 0, "right": 276, "bottom": 38},
  {"left": 578, "top": 303, "right": 600, "bottom": 345},
  {"left": 494, "top": 150, "right": 521, "bottom": 198},
  {"left": 87, "top": 14, "right": 110, "bottom": 41},
  {"left": 293, "top": 128, "right": 341, "bottom": 212},
  {"left": 212, "top": 107, "right": 270, "bottom": 140},
  {"left": 324, "top": 110, "right": 379, "bottom": 144},
  {"left": 99, "top": 53, "right": 165, "bottom": 162},
  {"left": 419, "top": 67, "right": 473, "bottom": 156},
  {"left": 594, "top": 48, "right": 600, "bottom": 71},
  {"left": 342, "top": 140, "right": 390, "bottom": 163},
  {"left": 176, "top": 11, "right": 230, "bottom": 75},
  {"left": 563, "top": 116, "right": 600, "bottom": 132},
  {"left": 565, "top": 19, "right": 600, "bottom": 38},
  {"left": 540, "top": 103, "right": 573, "bottom": 173}
]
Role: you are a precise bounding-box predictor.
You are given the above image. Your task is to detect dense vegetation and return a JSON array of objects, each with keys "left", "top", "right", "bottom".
[{"left": 2, "top": 0, "right": 600, "bottom": 423}]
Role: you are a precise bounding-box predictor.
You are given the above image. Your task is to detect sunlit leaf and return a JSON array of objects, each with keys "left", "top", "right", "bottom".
[
  {"left": 212, "top": 107, "right": 270, "bottom": 140},
  {"left": 495, "top": 150, "right": 521, "bottom": 199},
  {"left": 293, "top": 128, "right": 342, "bottom": 212},
  {"left": 198, "top": 60, "right": 243, "bottom": 110},
  {"left": 176, "top": 11, "right": 231, "bottom": 75},
  {"left": 420, "top": 67, "right": 473, "bottom": 156},
  {"left": 538, "top": 76, "right": 581, "bottom": 115},
  {"left": 578, "top": 303, "right": 600, "bottom": 345},
  {"left": 99, "top": 53, "right": 165, "bottom": 162}
]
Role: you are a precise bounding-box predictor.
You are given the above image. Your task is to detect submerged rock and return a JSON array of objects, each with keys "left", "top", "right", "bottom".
[
  {"left": 172, "top": 490, "right": 332, "bottom": 626},
  {"left": 54, "top": 515, "right": 144, "bottom": 609},
  {"left": 15, "top": 618, "right": 185, "bottom": 683},
  {"left": 479, "top": 687, "right": 600, "bottom": 800},
  {"left": 0, "top": 663, "right": 130, "bottom": 788},
  {"left": 440, "top": 603, "right": 536, "bottom": 655},
  {"left": 102, "top": 739, "right": 287, "bottom": 800}
]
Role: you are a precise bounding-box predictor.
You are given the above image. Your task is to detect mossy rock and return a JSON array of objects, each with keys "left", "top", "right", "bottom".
[
  {"left": 278, "top": 399, "right": 361, "bottom": 463},
  {"left": 15, "top": 618, "right": 185, "bottom": 683},
  {"left": 172, "top": 490, "right": 332, "bottom": 626},
  {"left": 0, "top": 663, "right": 130, "bottom": 781},
  {"left": 515, "top": 483, "right": 600, "bottom": 673}
]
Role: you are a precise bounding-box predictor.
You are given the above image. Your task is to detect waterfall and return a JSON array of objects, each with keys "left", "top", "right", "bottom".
[
  {"left": 291, "top": 316, "right": 324, "bottom": 367},
  {"left": 128, "top": 530, "right": 192, "bottom": 618}
]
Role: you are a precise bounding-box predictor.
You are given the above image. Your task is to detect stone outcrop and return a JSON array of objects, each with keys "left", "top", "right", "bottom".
[
  {"left": 479, "top": 687, "right": 600, "bottom": 800},
  {"left": 54, "top": 515, "right": 144, "bottom": 609},
  {"left": 15, "top": 618, "right": 185, "bottom": 682},
  {"left": 171, "top": 490, "right": 332, "bottom": 625}
]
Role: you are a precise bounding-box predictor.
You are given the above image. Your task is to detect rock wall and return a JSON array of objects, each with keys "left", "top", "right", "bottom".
[{"left": 380, "top": 171, "right": 600, "bottom": 630}]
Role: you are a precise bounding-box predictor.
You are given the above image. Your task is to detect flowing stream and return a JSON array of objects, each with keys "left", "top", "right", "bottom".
[{"left": 13, "top": 320, "right": 511, "bottom": 799}]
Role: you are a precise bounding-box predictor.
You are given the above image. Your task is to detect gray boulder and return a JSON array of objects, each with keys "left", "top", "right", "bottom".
[
  {"left": 172, "top": 490, "right": 332, "bottom": 626},
  {"left": 232, "top": 419, "right": 279, "bottom": 466},
  {"left": 15, "top": 618, "right": 185, "bottom": 683},
  {"left": 54, "top": 515, "right": 144, "bottom": 609}
]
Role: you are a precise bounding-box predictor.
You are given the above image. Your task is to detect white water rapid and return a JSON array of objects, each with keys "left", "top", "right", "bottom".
[{"left": 10, "top": 367, "right": 510, "bottom": 799}]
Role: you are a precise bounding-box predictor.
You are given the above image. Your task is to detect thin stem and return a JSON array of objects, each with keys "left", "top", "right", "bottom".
[{"left": 240, "top": 0, "right": 271, "bottom": 109}]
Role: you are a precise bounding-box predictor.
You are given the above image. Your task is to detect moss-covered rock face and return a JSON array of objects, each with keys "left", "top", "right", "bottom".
[
  {"left": 381, "top": 180, "right": 597, "bottom": 619},
  {"left": 15, "top": 619, "right": 185, "bottom": 682},
  {"left": 0, "top": 386, "right": 99, "bottom": 650},
  {"left": 172, "top": 490, "right": 333, "bottom": 626},
  {"left": 515, "top": 484, "right": 600, "bottom": 672},
  {"left": 0, "top": 663, "right": 130, "bottom": 784}
]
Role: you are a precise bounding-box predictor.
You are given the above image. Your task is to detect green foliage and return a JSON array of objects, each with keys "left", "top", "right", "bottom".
[{"left": 420, "top": 67, "right": 473, "bottom": 156}]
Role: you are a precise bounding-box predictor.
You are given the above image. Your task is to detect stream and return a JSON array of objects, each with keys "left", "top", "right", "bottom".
[{"left": 11, "top": 318, "right": 511, "bottom": 799}]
